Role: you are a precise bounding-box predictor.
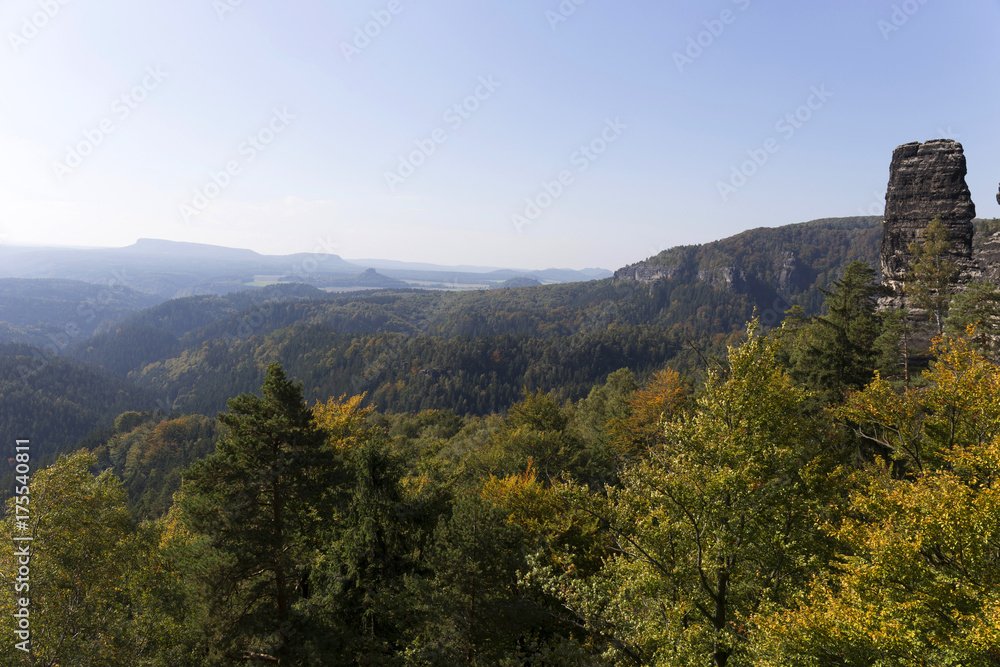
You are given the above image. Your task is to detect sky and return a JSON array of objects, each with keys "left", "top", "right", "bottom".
[{"left": 0, "top": 0, "right": 997, "bottom": 271}]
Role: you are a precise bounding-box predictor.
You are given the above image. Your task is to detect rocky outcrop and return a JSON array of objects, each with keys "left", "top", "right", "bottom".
[
  {"left": 880, "top": 139, "right": 976, "bottom": 293},
  {"left": 613, "top": 262, "right": 749, "bottom": 291},
  {"left": 974, "top": 225, "right": 1000, "bottom": 286},
  {"left": 776, "top": 251, "right": 803, "bottom": 295},
  {"left": 697, "top": 267, "right": 748, "bottom": 292},
  {"left": 613, "top": 265, "right": 682, "bottom": 284}
]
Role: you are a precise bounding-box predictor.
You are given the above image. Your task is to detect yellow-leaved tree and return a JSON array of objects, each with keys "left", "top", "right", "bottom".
[
  {"left": 753, "top": 332, "right": 1000, "bottom": 665},
  {"left": 528, "top": 323, "right": 840, "bottom": 667},
  {"left": 0, "top": 451, "right": 174, "bottom": 667}
]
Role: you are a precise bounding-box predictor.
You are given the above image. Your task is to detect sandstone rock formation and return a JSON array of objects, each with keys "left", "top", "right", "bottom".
[
  {"left": 880, "top": 139, "right": 976, "bottom": 293},
  {"left": 612, "top": 264, "right": 680, "bottom": 284}
]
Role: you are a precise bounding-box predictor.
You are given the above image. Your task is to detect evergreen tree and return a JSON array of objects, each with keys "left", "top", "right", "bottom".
[
  {"left": 310, "top": 436, "right": 413, "bottom": 663},
  {"left": 908, "top": 217, "right": 960, "bottom": 334},
  {"left": 781, "top": 261, "right": 886, "bottom": 403},
  {"left": 945, "top": 281, "right": 1000, "bottom": 359},
  {"left": 178, "top": 363, "right": 334, "bottom": 663}
]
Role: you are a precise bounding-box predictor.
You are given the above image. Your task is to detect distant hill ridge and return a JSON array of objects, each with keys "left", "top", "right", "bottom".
[
  {"left": 615, "top": 216, "right": 885, "bottom": 313},
  {"left": 0, "top": 240, "right": 611, "bottom": 297}
]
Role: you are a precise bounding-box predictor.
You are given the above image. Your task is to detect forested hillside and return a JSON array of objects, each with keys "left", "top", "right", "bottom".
[
  {"left": 0, "top": 343, "right": 160, "bottom": 485},
  {"left": 0, "top": 278, "right": 163, "bottom": 346},
  {"left": 4, "top": 259, "right": 1000, "bottom": 664},
  {"left": 616, "top": 216, "right": 883, "bottom": 312},
  {"left": 0, "top": 215, "right": 897, "bottom": 478}
]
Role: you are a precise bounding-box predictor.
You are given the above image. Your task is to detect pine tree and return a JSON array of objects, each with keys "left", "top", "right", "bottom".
[
  {"left": 908, "top": 217, "right": 960, "bottom": 334},
  {"left": 945, "top": 281, "right": 1000, "bottom": 359},
  {"left": 179, "top": 362, "right": 334, "bottom": 663},
  {"left": 781, "top": 261, "right": 887, "bottom": 403}
]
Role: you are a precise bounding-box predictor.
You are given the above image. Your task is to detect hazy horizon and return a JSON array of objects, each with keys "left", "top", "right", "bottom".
[{"left": 1, "top": 0, "right": 997, "bottom": 270}]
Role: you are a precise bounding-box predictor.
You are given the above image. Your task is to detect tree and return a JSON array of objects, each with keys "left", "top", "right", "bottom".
[
  {"left": 945, "top": 282, "right": 1000, "bottom": 359},
  {"left": 490, "top": 390, "right": 602, "bottom": 485},
  {"left": 754, "top": 334, "right": 1000, "bottom": 665},
  {"left": 534, "top": 324, "right": 838, "bottom": 666},
  {"left": 872, "top": 306, "right": 913, "bottom": 385},
  {"left": 309, "top": 435, "right": 413, "bottom": 663},
  {"left": 402, "top": 492, "right": 534, "bottom": 665},
  {"left": 779, "top": 261, "right": 886, "bottom": 403},
  {"left": 0, "top": 452, "right": 167, "bottom": 667},
  {"left": 605, "top": 368, "right": 690, "bottom": 459},
  {"left": 908, "top": 217, "right": 960, "bottom": 334},
  {"left": 178, "top": 362, "right": 334, "bottom": 664}
]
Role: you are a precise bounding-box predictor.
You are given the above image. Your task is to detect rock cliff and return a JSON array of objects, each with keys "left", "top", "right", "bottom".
[{"left": 880, "top": 139, "right": 976, "bottom": 293}]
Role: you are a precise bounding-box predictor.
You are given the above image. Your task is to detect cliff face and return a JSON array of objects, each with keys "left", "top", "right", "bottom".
[
  {"left": 613, "top": 265, "right": 681, "bottom": 284},
  {"left": 880, "top": 139, "right": 976, "bottom": 292},
  {"left": 974, "top": 226, "right": 1000, "bottom": 286}
]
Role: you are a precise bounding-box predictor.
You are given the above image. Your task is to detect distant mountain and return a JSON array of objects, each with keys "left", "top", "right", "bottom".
[
  {"left": 348, "top": 258, "right": 612, "bottom": 285},
  {"left": 124, "top": 238, "right": 263, "bottom": 260},
  {"left": 0, "top": 214, "right": 927, "bottom": 473},
  {"left": 492, "top": 276, "right": 543, "bottom": 289},
  {"left": 346, "top": 258, "right": 510, "bottom": 273},
  {"left": 280, "top": 268, "right": 409, "bottom": 289},
  {"left": 0, "top": 240, "right": 363, "bottom": 298},
  {"left": 0, "top": 240, "right": 611, "bottom": 298}
]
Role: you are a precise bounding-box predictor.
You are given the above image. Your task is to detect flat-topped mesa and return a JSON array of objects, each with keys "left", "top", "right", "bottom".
[{"left": 880, "top": 139, "right": 976, "bottom": 292}]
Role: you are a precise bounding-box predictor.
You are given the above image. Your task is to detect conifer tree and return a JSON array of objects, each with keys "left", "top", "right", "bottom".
[
  {"left": 781, "top": 261, "right": 886, "bottom": 403},
  {"left": 908, "top": 217, "right": 960, "bottom": 334},
  {"left": 179, "top": 362, "right": 333, "bottom": 663}
]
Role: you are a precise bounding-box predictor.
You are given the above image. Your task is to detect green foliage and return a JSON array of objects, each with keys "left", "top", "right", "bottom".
[
  {"left": 946, "top": 282, "right": 1000, "bottom": 358},
  {"left": 778, "top": 261, "right": 887, "bottom": 404},
  {"left": 177, "top": 363, "right": 336, "bottom": 664},
  {"left": 639, "top": 216, "right": 882, "bottom": 315},
  {"left": 908, "top": 217, "right": 961, "bottom": 334},
  {"left": 102, "top": 413, "right": 219, "bottom": 520},
  {"left": 755, "top": 335, "right": 1000, "bottom": 665},
  {"left": 0, "top": 452, "right": 177, "bottom": 666},
  {"left": 486, "top": 389, "right": 612, "bottom": 486},
  {"left": 0, "top": 345, "right": 160, "bottom": 480},
  {"left": 532, "top": 324, "right": 839, "bottom": 666}
]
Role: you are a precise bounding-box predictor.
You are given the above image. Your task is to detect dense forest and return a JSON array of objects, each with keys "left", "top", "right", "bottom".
[
  {"left": 3, "top": 218, "right": 1000, "bottom": 664},
  {"left": 3, "top": 248, "right": 1000, "bottom": 663}
]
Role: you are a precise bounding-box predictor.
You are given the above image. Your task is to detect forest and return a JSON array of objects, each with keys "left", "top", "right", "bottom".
[
  {"left": 3, "top": 245, "right": 1000, "bottom": 665},
  {"left": 0, "top": 216, "right": 903, "bottom": 474}
]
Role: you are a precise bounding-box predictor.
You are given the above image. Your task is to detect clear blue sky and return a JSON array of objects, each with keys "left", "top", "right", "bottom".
[{"left": 1, "top": 0, "right": 997, "bottom": 270}]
